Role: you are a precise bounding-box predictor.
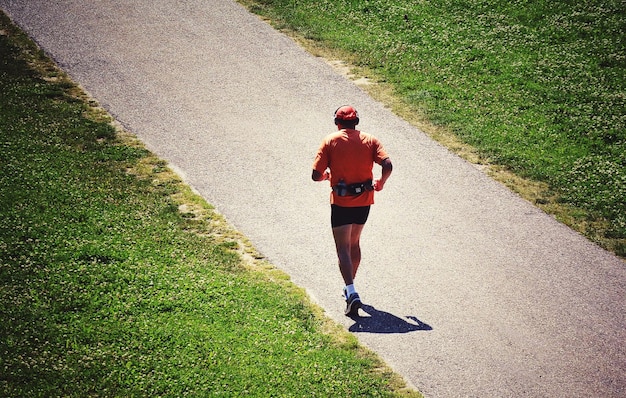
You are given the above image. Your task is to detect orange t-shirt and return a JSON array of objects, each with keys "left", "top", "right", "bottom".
[{"left": 312, "top": 129, "right": 389, "bottom": 207}]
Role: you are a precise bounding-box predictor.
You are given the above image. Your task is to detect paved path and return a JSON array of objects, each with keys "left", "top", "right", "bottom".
[{"left": 3, "top": 1, "right": 625, "bottom": 396}]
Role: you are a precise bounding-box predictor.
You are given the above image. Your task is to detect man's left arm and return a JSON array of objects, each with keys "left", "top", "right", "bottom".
[{"left": 312, "top": 169, "right": 330, "bottom": 181}]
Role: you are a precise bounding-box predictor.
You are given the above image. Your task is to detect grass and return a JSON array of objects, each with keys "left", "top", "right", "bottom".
[
  {"left": 0, "top": 12, "right": 420, "bottom": 397},
  {"left": 239, "top": 0, "right": 626, "bottom": 258}
]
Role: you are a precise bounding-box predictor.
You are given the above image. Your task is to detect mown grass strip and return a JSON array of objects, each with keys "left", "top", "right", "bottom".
[
  {"left": 0, "top": 12, "right": 420, "bottom": 397},
  {"left": 239, "top": 0, "right": 625, "bottom": 257}
]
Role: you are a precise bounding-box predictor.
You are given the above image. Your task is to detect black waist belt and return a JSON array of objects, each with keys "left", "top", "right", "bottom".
[{"left": 332, "top": 180, "right": 374, "bottom": 197}]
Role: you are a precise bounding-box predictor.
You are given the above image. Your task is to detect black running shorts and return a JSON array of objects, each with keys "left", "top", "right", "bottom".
[{"left": 331, "top": 205, "right": 371, "bottom": 228}]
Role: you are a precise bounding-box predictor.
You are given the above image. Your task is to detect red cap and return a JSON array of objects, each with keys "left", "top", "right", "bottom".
[{"left": 334, "top": 105, "right": 359, "bottom": 121}]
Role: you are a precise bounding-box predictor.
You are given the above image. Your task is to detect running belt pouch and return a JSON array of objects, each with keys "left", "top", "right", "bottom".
[
  {"left": 349, "top": 180, "right": 374, "bottom": 195},
  {"left": 351, "top": 183, "right": 365, "bottom": 195},
  {"left": 334, "top": 180, "right": 373, "bottom": 196}
]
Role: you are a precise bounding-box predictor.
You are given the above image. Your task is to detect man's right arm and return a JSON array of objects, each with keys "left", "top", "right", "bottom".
[{"left": 373, "top": 158, "right": 392, "bottom": 191}]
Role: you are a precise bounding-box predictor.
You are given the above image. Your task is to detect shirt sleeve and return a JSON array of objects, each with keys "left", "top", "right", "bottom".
[
  {"left": 312, "top": 139, "right": 329, "bottom": 174},
  {"left": 372, "top": 136, "right": 389, "bottom": 164}
]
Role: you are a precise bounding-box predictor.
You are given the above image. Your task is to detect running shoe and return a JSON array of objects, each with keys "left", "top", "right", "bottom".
[{"left": 345, "top": 293, "right": 362, "bottom": 316}]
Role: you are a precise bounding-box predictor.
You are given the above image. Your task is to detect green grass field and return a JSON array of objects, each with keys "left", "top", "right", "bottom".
[
  {"left": 0, "top": 12, "right": 419, "bottom": 397},
  {"left": 240, "top": 0, "right": 625, "bottom": 257}
]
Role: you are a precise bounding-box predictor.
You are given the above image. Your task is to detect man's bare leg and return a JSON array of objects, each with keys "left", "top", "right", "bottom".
[
  {"left": 349, "top": 223, "right": 365, "bottom": 279},
  {"left": 332, "top": 224, "right": 355, "bottom": 285}
]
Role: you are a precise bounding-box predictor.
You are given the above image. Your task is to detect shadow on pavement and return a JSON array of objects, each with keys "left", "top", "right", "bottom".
[{"left": 349, "top": 304, "right": 433, "bottom": 333}]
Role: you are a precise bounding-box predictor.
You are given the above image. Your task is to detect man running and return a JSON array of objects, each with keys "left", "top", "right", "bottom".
[{"left": 312, "top": 105, "right": 393, "bottom": 316}]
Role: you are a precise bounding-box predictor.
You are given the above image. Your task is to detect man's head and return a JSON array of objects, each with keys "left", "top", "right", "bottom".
[{"left": 334, "top": 105, "right": 359, "bottom": 128}]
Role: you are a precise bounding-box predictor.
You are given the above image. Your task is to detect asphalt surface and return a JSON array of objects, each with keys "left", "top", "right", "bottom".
[{"left": 2, "top": 1, "right": 625, "bottom": 396}]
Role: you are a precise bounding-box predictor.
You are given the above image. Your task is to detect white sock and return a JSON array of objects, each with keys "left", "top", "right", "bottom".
[{"left": 345, "top": 284, "right": 356, "bottom": 297}]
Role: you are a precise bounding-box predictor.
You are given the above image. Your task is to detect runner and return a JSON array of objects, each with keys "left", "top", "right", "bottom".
[{"left": 311, "top": 105, "right": 393, "bottom": 316}]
